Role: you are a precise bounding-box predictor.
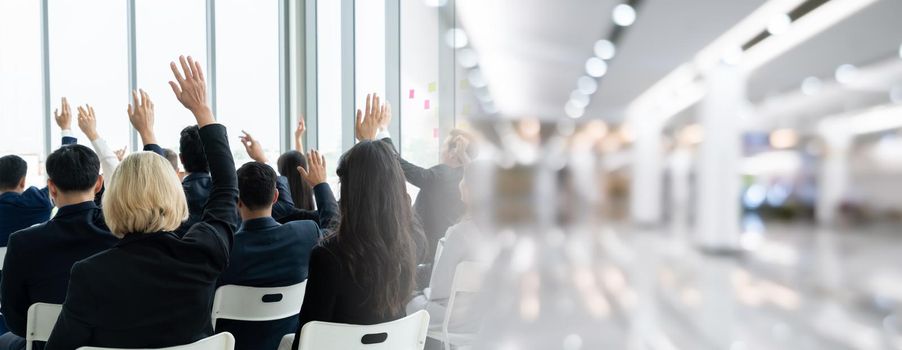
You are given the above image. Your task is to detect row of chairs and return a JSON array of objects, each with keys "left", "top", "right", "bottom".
[{"left": 21, "top": 262, "right": 485, "bottom": 350}]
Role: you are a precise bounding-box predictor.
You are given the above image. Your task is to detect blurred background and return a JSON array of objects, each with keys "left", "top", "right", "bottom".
[{"left": 3, "top": 0, "right": 902, "bottom": 349}]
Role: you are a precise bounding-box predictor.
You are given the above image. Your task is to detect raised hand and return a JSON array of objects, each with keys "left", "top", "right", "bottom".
[
  {"left": 76, "top": 105, "right": 99, "bottom": 141},
  {"left": 114, "top": 146, "right": 128, "bottom": 162},
  {"left": 297, "top": 149, "right": 327, "bottom": 187},
  {"left": 168, "top": 55, "right": 214, "bottom": 127},
  {"left": 127, "top": 89, "right": 157, "bottom": 145},
  {"left": 294, "top": 117, "right": 306, "bottom": 153},
  {"left": 239, "top": 130, "right": 268, "bottom": 163},
  {"left": 54, "top": 97, "right": 72, "bottom": 130},
  {"left": 355, "top": 93, "right": 389, "bottom": 141}
]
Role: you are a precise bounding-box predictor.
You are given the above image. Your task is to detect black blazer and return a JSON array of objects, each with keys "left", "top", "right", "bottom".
[
  {"left": 274, "top": 182, "right": 339, "bottom": 231},
  {"left": 216, "top": 217, "right": 321, "bottom": 350},
  {"left": 291, "top": 239, "right": 406, "bottom": 350},
  {"left": 381, "top": 138, "right": 464, "bottom": 262},
  {"left": 0, "top": 201, "right": 118, "bottom": 337},
  {"left": 45, "top": 124, "right": 239, "bottom": 350}
]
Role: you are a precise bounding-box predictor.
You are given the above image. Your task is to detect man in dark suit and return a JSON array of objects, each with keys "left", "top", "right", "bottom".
[
  {"left": 215, "top": 153, "right": 328, "bottom": 350},
  {"left": 0, "top": 144, "right": 118, "bottom": 350}
]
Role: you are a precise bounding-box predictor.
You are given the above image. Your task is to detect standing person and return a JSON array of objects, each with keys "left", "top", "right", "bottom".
[
  {"left": 45, "top": 55, "right": 238, "bottom": 350},
  {"left": 0, "top": 98, "right": 77, "bottom": 245},
  {"left": 290, "top": 96, "right": 418, "bottom": 350}
]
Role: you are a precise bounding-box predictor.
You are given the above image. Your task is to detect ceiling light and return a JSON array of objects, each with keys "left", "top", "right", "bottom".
[
  {"left": 570, "top": 90, "right": 590, "bottom": 108},
  {"left": 721, "top": 46, "right": 744, "bottom": 65},
  {"left": 766, "top": 14, "right": 792, "bottom": 35},
  {"left": 577, "top": 76, "right": 598, "bottom": 95},
  {"left": 445, "top": 28, "right": 468, "bottom": 49},
  {"left": 612, "top": 4, "right": 636, "bottom": 27},
  {"left": 468, "top": 69, "right": 487, "bottom": 88},
  {"left": 457, "top": 48, "right": 478, "bottom": 68},
  {"left": 565, "top": 101, "right": 585, "bottom": 119},
  {"left": 834, "top": 64, "right": 858, "bottom": 84},
  {"left": 800, "top": 77, "right": 822, "bottom": 96},
  {"left": 585, "top": 57, "right": 608, "bottom": 78},
  {"left": 594, "top": 40, "right": 616, "bottom": 60}
]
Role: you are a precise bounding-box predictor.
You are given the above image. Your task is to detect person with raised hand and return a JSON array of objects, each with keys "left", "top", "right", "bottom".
[
  {"left": 46, "top": 55, "right": 239, "bottom": 350},
  {"left": 74, "top": 104, "right": 120, "bottom": 190},
  {"left": 127, "top": 89, "right": 164, "bottom": 156},
  {"left": 295, "top": 117, "right": 306, "bottom": 154},
  {"left": 0, "top": 98, "right": 80, "bottom": 247},
  {"left": 275, "top": 116, "right": 316, "bottom": 212}
]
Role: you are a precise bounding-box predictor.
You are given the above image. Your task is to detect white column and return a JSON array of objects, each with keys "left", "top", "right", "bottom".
[
  {"left": 694, "top": 65, "right": 746, "bottom": 250},
  {"left": 816, "top": 133, "right": 851, "bottom": 225},
  {"left": 630, "top": 116, "right": 663, "bottom": 225}
]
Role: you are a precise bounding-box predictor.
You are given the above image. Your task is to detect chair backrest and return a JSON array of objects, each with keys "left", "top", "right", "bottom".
[
  {"left": 77, "top": 332, "right": 235, "bottom": 350},
  {"left": 293, "top": 310, "right": 430, "bottom": 350},
  {"left": 441, "top": 261, "right": 487, "bottom": 349},
  {"left": 211, "top": 281, "right": 307, "bottom": 328},
  {"left": 26, "top": 302, "right": 62, "bottom": 350}
]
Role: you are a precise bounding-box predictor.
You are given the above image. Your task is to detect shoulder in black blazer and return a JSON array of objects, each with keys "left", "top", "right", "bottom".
[{"left": 45, "top": 123, "right": 239, "bottom": 350}]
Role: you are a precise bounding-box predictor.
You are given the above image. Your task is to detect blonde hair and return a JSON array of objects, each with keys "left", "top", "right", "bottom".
[{"left": 103, "top": 152, "right": 188, "bottom": 237}]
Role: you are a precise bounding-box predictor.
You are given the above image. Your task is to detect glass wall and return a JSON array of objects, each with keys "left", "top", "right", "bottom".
[
  {"left": 48, "top": 0, "right": 129, "bottom": 151},
  {"left": 216, "top": 0, "right": 281, "bottom": 166},
  {"left": 317, "top": 0, "right": 344, "bottom": 189},
  {"left": 0, "top": 1, "right": 44, "bottom": 187},
  {"left": 401, "top": 1, "right": 441, "bottom": 168},
  {"left": 135, "top": 0, "right": 208, "bottom": 155}
]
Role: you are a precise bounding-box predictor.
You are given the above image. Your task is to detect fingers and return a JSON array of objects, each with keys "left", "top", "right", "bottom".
[
  {"left": 127, "top": 104, "right": 133, "bottom": 116},
  {"left": 297, "top": 165, "right": 309, "bottom": 179},
  {"left": 132, "top": 90, "right": 140, "bottom": 109},
  {"left": 365, "top": 94, "right": 372, "bottom": 118},
  {"left": 170, "top": 61, "right": 185, "bottom": 83},
  {"left": 180, "top": 55, "right": 194, "bottom": 80},
  {"left": 54, "top": 108, "right": 59, "bottom": 119},
  {"left": 192, "top": 58, "right": 204, "bottom": 82},
  {"left": 77, "top": 106, "right": 86, "bottom": 118},
  {"left": 168, "top": 81, "right": 182, "bottom": 97},
  {"left": 355, "top": 109, "right": 364, "bottom": 128},
  {"left": 62, "top": 97, "right": 69, "bottom": 114},
  {"left": 139, "top": 89, "right": 147, "bottom": 107},
  {"left": 87, "top": 105, "right": 94, "bottom": 117}
]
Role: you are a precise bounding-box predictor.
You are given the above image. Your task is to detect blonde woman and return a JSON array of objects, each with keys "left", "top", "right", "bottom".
[{"left": 45, "top": 56, "right": 239, "bottom": 350}]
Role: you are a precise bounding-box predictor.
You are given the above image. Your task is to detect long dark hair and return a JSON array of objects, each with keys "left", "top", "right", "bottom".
[
  {"left": 277, "top": 151, "right": 315, "bottom": 211},
  {"left": 332, "top": 140, "right": 417, "bottom": 317}
]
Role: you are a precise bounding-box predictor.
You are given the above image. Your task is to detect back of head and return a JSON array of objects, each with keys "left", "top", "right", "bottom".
[
  {"left": 179, "top": 125, "right": 209, "bottom": 173},
  {"left": 103, "top": 152, "right": 188, "bottom": 237},
  {"left": 163, "top": 148, "right": 180, "bottom": 173},
  {"left": 335, "top": 140, "right": 416, "bottom": 317},
  {"left": 236, "top": 162, "right": 278, "bottom": 211},
  {"left": 46, "top": 145, "right": 101, "bottom": 193},
  {"left": 0, "top": 155, "right": 27, "bottom": 191},
  {"left": 277, "top": 151, "right": 314, "bottom": 210}
]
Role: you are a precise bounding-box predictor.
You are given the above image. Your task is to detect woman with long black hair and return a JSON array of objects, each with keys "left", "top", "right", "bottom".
[{"left": 291, "top": 94, "right": 418, "bottom": 349}]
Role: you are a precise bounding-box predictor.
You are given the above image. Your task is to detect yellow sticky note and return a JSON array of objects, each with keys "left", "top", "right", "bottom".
[
  {"left": 428, "top": 82, "right": 437, "bottom": 93},
  {"left": 460, "top": 79, "right": 469, "bottom": 89}
]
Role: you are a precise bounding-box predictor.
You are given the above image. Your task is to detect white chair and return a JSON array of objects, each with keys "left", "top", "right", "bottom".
[
  {"left": 211, "top": 281, "right": 307, "bottom": 329},
  {"left": 427, "top": 262, "right": 487, "bottom": 350},
  {"left": 0, "top": 246, "right": 7, "bottom": 270},
  {"left": 277, "top": 310, "right": 430, "bottom": 350},
  {"left": 77, "top": 332, "right": 235, "bottom": 350},
  {"left": 25, "top": 302, "right": 62, "bottom": 350}
]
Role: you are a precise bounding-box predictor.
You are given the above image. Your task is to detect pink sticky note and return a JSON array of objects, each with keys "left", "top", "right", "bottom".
[
  {"left": 424, "top": 99, "right": 431, "bottom": 110},
  {"left": 433, "top": 128, "right": 439, "bottom": 138},
  {"left": 409, "top": 89, "right": 415, "bottom": 99}
]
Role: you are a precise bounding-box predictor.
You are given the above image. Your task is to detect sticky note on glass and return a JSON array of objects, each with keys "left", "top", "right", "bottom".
[
  {"left": 409, "top": 89, "right": 415, "bottom": 99},
  {"left": 424, "top": 99, "right": 431, "bottom": 110},
  {"left": 460, "top": 79, "right": 469, "bottom": 89},
  {"left": 428, "top": 82, "right": 437, "bottom": 93},
  {"left": 433, "top": 128, "right": 439, "bottom": 138}
]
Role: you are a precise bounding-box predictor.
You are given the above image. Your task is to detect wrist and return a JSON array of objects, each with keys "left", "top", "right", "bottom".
[
  {"left": 191, "top": 106, "right": 215, "bottom": 126},
  {"left": 139, "top": 131, "right": 157, "bottom": 145},
  {"left": 86, "top": 131, "right": 100, "bottom": 141}
]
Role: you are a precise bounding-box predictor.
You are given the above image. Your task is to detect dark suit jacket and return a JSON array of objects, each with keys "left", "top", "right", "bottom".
[
  {"left": 45, "top": 124, "right": 239, "bottom": 350},
  {"left": 380, "top": 138, "right": 464, "bottom": 262},
  {"left": 291, "top": 239, "right": 406, "bottom": 350},
  {"left": 274, "top": 182, "right": 339, "bottom": 231},
  {"left": 216, "top": 217, "right": 321, "bottom": 350},
  {"left": 0, "top": 136, "right": 77, "bottom": 246},
  {"left": 0, "top": 201, "right": 118, "bottom": 337}
]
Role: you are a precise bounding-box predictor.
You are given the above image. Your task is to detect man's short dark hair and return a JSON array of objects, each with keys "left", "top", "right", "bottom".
[
  {"left": 236, "top": 162, "right": 278, "bottom": 211},
  {"left": 179, "top": 125, "right": 209, "bottom": 173},
  {"left": 0, "top": 155, "right": 28, "bottom": 190},
  {"left": 46, "top": 144, "right": 100, "bottom": 193}
]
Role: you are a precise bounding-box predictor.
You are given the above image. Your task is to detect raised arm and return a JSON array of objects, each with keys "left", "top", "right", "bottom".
[
  {"left": 239, "top": 130, "right": 269, "bottom": 164},
  {"left": 170, "top": 55, "right": 239, "bottom": 258},
  {"left": 54, "top": 97, "right": 77, "bottom": 145},
  {"left": 77, "top": 104, "right": 119, "bottom": 188},
  {"left": 366, "top": 97, "right": 437, "bottom": 188},
  {"left": 128, "top": 89, "right": 164, "bottom": 156},
  {"left": 299, "top": 149, "right": 338, "bottom": 229},
  {"left": 295, "top": 117, "right": 306, "bottom": 153}
]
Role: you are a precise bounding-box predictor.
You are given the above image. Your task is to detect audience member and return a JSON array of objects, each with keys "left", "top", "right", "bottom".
[
  {"left": 164, "top": 148, "right": 184, "bottom": 180},
  {"left": 45, "top": 55, "right": 237, "bottom": 350},
  {"left": 179, "top": 124, "right": 212, "bottom": 229},
  {"left": 290, "top": 93, "right": 418, "bottom": 350},
  {"left": 215, "top": 150, "right": 327, "bottom": 350}
]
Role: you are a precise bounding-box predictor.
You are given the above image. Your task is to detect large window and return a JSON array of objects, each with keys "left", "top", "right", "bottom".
[
  {"left": 0, "top": 1, "right": 44, "bottom": 187},
  {"left": 135, "top": 0, "right": 208, "bottom": 155},
  {"left": 401, "top": 1, "right": 441, "bottom": 168},
  {"left": 355, "top": 0, "right": 386, "bottom": 114},
  {"left": 317, "top": 0, "right": 344, "bottom": 189},
  {"left": 216, "top": 0, "right": 281, "bottom": 166},
  {"left": 48, "top": 0, "right": 129, "bottom": 153}
]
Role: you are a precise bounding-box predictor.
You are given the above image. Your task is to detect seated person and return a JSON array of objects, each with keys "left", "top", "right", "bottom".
[
  {"left": 406, "top": 163, "right": 495, "bottom": 335},
  {"left": 0, "top": 143, "right": 117, "bottom": 350},
  {"left": 0, "top": 98, "right": 77, "bottom": 245},
  {"left": 215, "top": 151, "right": 327, "bottom": 350},
  {"left": 45, "top": 56, "right": 238, "bottom": 350},
  {"left": 164, "top": 148, "right": 185, "bottom": 181},
  {"left": 277, "top": 118, "right": 315, "bottom": 211},
  {"left": 179, "top": 124, "right": 213, "bottom": 229},
  {"left": 290, "top": 96, "right": 418, "bottom": 350}
]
